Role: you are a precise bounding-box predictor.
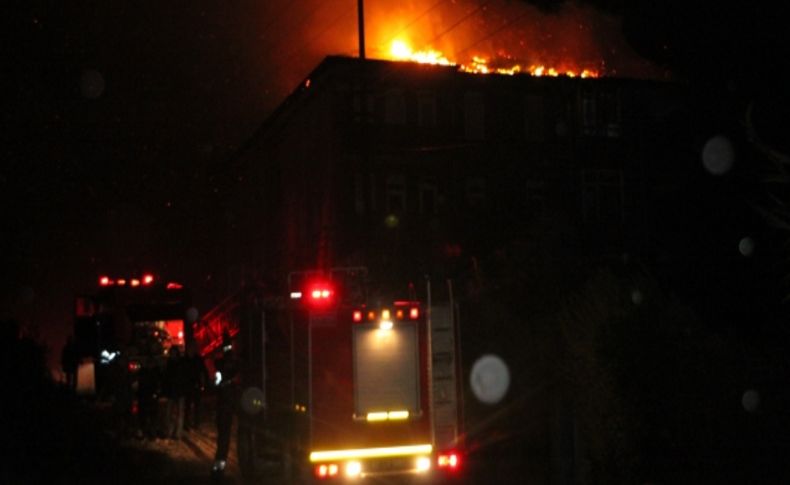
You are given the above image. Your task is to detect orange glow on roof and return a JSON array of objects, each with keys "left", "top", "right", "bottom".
[{"left": 387, "top": 38, "right": 599, "bottom": 78}]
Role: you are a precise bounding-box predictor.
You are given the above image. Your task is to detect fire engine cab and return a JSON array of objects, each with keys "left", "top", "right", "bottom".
[{"left": 73, "top": 273, "right": 190, "bottom": 396}]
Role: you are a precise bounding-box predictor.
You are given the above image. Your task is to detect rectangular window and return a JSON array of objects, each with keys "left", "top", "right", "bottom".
[
  {"left": 386, "top": 174, "right": 406, "bottom": 213},
  {"left": 581, "top": 88, "right": 621, "bottom": 137},
  {"left": 353, "top": 91, "right": 374, "bottom": 123},
  {"left": 580, "top": 169, "right": 624, "bottom": 223},
  {"left": 524, "top": 94, "right": 545, "bottom": 141},
  {"left": 465, "top": 177, "right": 486, "bottom": 208},
  {"left": 384, "top": 89, "right": 407, "bottom": 125},
  {"left": 417, "top": 92, "right": 437, "bottom": 127},
  {"left": 354, "top": 173, "right": 365, "bottom": 215},
  {"left": 419, "top": 179, "right": 438, "bottom": 214},
  {"left": 464, "top": 92, "right": 485, "bottom": 140}
]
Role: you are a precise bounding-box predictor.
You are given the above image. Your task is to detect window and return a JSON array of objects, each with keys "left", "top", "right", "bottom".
[
  {"left": 386, "top": 175, "right": 406, "bottom": 213},
  {"left": 419, "top": 179, "right": 438, "bottom": 214},
  {"left": 580, "top": 169, "right": 624, "bottom": 223},
  {"left": 464, "top": 92, "right": 485, "bottom": 140},
  {"left": 525, "top": 179, "right": 546, "bottom": 213},
  {"left": 417, "top": 92, "right": 437, "bottom": 127},
  {"left": 352, "top": 91, "right": 374, "bottom": 123},
  {"left": 465, "top": 177, "right": 486, "bottom": 208},
  {"left": 581, "top": 88, "right": 621, "bottom": 137},
  {"left": 524, "top": 94, "right": 545, "bottom": 141},
  {"left": 384, "top": 89, "right": 406, "bottom": 125},
  {"left": 354, "top": 173, "right": 365, "bottom": 215}
]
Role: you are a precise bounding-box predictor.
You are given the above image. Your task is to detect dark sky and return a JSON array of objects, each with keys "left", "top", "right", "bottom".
[{"left": 4, "top": 0, "right": 789, "bottom": 367}]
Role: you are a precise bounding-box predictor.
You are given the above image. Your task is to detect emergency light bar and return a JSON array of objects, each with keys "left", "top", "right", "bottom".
[
  {"left": 353, "top": 305, "right": 420, "bottom": 323},
  {"left": 99, "top": 274, "right": 156, "bottom": 287}
]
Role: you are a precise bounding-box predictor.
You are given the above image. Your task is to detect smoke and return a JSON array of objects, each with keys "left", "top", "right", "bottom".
[{"left": 252, "top": 0, "right": 664, "bottom": 108}]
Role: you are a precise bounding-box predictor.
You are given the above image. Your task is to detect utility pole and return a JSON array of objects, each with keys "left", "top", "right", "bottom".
[{"left": 357, "top": 0, "right": 365, "bottom": 59}]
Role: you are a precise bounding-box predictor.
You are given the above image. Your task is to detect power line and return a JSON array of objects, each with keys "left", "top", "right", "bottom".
[
  {"left": 455, "top": 8, "right": 532, "bottom": 59},
  {"left": 268, "top": 4, "right": 357, "bottom": 77},
  {"left": 426, "top": 0, "right": 492, "bottom": 48},
  {"left": 384, "top": 0, "right": 450, "bottom": 46}
]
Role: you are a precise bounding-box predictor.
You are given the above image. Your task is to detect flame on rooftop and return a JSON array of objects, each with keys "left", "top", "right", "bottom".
[{"left": 387, "top": 38, "right": 599, "bottom": 78}]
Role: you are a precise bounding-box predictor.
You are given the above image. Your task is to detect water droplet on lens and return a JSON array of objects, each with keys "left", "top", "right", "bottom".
[
  {"left": 738, "top": 237, "right": 755, "bottom": 257},
  {"left": 742, "top": 389, "right": 760, "bottom": 413},
  {"left": 80, "top": 69, "right": 105, "bottom": 99},
  {"left": 702, "top": 135, "right": 735, "bottom": 175}
]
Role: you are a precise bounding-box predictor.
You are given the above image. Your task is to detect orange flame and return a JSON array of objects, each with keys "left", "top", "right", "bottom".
[{"left": 387, "top": 39, "right": 599, "bottom": 78}]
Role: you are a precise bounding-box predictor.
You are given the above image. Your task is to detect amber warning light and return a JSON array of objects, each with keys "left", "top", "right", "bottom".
[{"left": 99, "top": 274, "right": 156, "bottom": 287}]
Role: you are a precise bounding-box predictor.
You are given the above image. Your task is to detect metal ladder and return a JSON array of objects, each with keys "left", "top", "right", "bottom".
[{"left": 430, "top": 303, "right": 460, "bottom": 450}]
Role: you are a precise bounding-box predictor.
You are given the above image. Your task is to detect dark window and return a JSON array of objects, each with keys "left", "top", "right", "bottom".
[
  {"left": 464, "top": 92, "right": 485, "bottom": 140},
  {"left": 419, "top": 179, "right": 438, "bottom": 214},
  {"left": 384, "top": 90, "right": 406, "bottom": 125},
  {"left": 580, "top": 169, "right": 624, "bottom": 223},
  {"left": 418, "top": 92, "right": 437, "bottom": 127},
  {"left": 465, "top": 177, "right": 486, "bottom": 208},
  {"left": 581, "top": 88, "right": 621, "bottom": 137},
  {"left": 524, "top": 94, "right": 545, "bottom": 141},
  {"left": 386, "top": 174, "right": 406, "bottom": 213}
]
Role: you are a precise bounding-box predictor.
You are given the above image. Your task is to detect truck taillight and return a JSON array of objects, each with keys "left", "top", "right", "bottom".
[
  {"left": 142, "top": 274, "right": 154, "bottom": 285},
  {"left": 437, "top": 451, "right": 461, "bottom": 470},
  {"left": 99, "top": 276, "right": 112, "bottom": 286},
  {"left": 353, "top": 310, "right": 363, "bottom": 322},
  {"left": 315, "top": 463, "right": 339, "bottom": 478},
  {"left": 409, "top": 307, "right": 419, "bottom": 319}
]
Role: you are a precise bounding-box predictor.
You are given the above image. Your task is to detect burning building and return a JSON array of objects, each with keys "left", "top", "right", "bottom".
[
  {"left": 216, "top": 55, "right": 696, "bottom": 484},
  {"left": 228, "top": 55, "right": 688, "bottom": 282}
]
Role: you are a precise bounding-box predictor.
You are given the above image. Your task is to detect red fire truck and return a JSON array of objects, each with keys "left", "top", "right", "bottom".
[
  {"left": 73, "top": 273, "right": 190, "bottom": 396},
  {"left": 232, "top": 268, "right": 463, "bottom": 482}
]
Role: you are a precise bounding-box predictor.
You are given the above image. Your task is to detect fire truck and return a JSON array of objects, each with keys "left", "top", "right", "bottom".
[
  {"left": 72, "top": 273, "right": 190, "bottom": 396},
  {"left": 226, "top": 267, "right": 464, "bottom": 482}
]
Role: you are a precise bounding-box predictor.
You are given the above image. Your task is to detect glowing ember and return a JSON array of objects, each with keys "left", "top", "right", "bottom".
[{"left": 387, "top": 39, "right": 598, "bottom": 78}]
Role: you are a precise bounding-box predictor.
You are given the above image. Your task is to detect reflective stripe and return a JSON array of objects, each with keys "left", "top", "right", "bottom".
[{"left": 310, "top": 444, "right": 433, "bottom": 462}]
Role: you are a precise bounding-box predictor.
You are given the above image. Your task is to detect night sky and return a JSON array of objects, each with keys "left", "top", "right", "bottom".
[{"left": 4, "top": 0, "right": 790, "bottom": 369}]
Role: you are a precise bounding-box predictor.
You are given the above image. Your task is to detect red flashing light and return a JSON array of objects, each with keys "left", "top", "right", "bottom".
[
  {"left": 353, "top": 310, "right": 363, "bottom": 322},
  {"left": 142, "top": 274, "right": 154, "bottom": 285},
  {"left": 409, "top": 307, "right": 420, "bottom": 319},
  {"left": 304, "top": 280, "right": 335, "bottom": 309}
]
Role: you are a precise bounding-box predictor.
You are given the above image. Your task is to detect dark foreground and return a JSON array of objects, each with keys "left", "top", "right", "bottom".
[{"left": 3, "top": 380, "right": 243, "bottom": 485}]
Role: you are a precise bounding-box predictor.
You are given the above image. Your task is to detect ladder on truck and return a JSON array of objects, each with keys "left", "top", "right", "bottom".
[{"left": 430, "top": 303, "right": 461, "bottom": 450}]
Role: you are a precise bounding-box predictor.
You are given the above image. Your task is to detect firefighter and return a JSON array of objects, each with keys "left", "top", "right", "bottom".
[
  {"left": 163, "top": 346, "right": 187, "bottom": 440},
  {"left": 60, "top": 336, "right": 78, "bottom": 390},
  {"left": 184, "top": 340, "right": 208, "bottom": 430},
  {"left": 212, "top": 332, "right": 239, "bottom": 475}
]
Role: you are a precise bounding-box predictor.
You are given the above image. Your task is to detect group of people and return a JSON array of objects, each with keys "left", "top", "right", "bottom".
[
  {"left": 110, "top": 341, "right": 209, "bottom": 441},
  {"left": 62, "top": 330, "right": 241, "bottom": 476}
]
